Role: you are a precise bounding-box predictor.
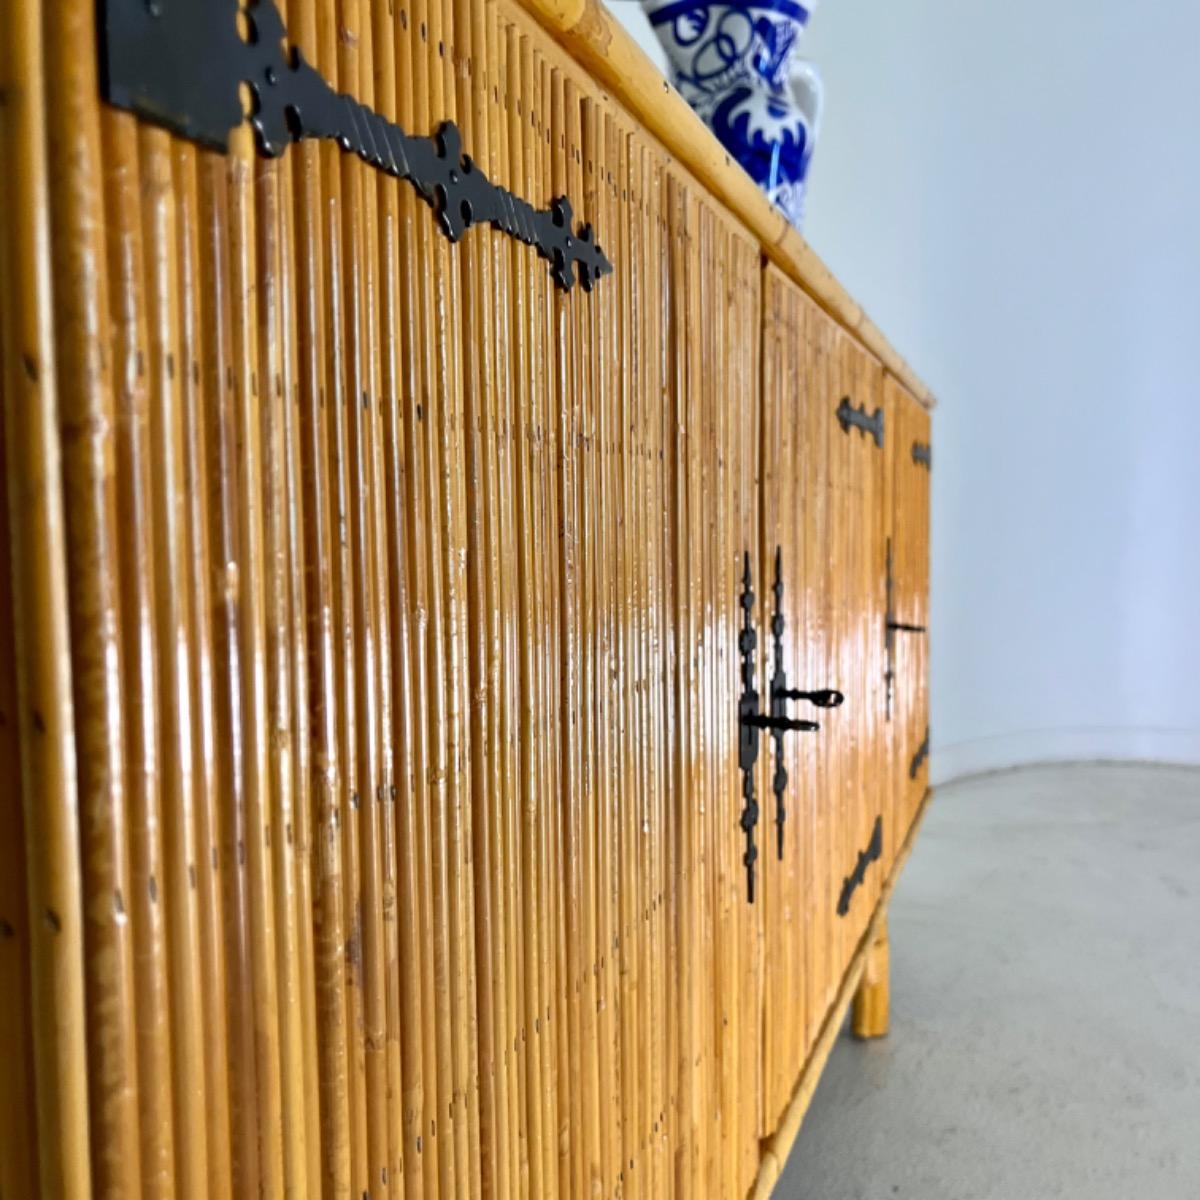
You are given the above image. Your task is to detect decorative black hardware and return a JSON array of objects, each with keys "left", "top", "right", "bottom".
[
  {"left": 738, "top": 552, "right": 821, "bottom": 901},
  {"left": 775, "top": 688, "right": 845, "bottom": 708},
  {"left": 767, "top": 549, "right": 793, "bottom": 864},
  {"left": 836, "top": 398, "right": 885, "bottom": 449},
  {"left": 738, "top": 553, "right": 763, "bottom": 904},
  {"left": 887, "top": 620, "right": 927, "bottom": 634},
  {"left": 733, "top": 547, "right": 849, "bottom": 886},
  {"left": 99, "top": 0, "right": 613, "bottom": 292},
  {"left": 837, "top": 816, "right": 883, "bottom": 917},
  {"left": 763, "top": 548, "right": 845, "bottom": 863},
  {"left": 739, "top": 713, "right": 818, "bottom": 732},
  {"left": 909, "top": 728, "right": 930, "bottom": 780},
  {"left": 912, "top": 442, "right": 932, "bottom": 469},
  {"left": 884, "top": 538, "right": 927, "bottom": 720}
]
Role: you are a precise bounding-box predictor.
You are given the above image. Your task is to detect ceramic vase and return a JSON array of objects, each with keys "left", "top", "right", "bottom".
[{"left": 643, "top": 0, "right": 822, "bottom": 228}]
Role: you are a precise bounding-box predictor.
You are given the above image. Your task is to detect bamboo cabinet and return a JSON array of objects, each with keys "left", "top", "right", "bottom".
[{"left": 0, "top": 0, "right": 933, "bottom": 1196}]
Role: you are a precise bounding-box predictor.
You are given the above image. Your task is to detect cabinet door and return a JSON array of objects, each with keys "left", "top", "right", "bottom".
[
  {"left": 758, "top": 268, "right": 891, "bottom": 1130},
  {"left": 824, "top": 314, "right": 891, "bottom": 980},
  {"left": 759, "top": 266, "right": 822, "bottom": 1135},
  {"left": 887, "top": 378, "right": 932, "bottom": 844}
]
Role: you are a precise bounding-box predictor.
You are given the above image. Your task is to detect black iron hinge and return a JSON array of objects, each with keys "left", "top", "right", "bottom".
[
  {"left": 909, "top": 728, "right": 930, "bottom": 780},
  {"left": 912, "top": 442, "right": 932, "bottom": 470},
  {"left": 99, "top": 0, "right": 613, "bottom": 292},
  {"left": 837, "top": 816, "right": 882, "bottom": 917},
  {"left": 836, "top": 397, "right": 884, "bottom": 449}
]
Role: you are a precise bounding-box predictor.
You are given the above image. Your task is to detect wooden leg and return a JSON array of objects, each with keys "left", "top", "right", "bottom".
[{"left": 851, "top": 914, "right": 890, "bottom": 1039}]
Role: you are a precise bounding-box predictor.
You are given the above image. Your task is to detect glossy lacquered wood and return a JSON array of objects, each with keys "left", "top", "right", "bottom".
[{"left": 0, "top": 0, "right": 931, "bottom": 1196}]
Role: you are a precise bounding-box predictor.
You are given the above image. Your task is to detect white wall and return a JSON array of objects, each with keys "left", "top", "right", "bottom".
[
  {"left": 613, "top": 0, "right": 1200, "bottom": 783},
  {"left": 611, "top": 0, "right": 669, "bottom": 72}
]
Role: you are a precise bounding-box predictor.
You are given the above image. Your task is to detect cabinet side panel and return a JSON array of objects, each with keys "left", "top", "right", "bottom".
[
  {"left": 759, "top": 269, "right": 896, "bottom": 1136},
  {"left": 824, "top": 321, "right": 889, "bottom": 986},
  {"left": 889, "top": 378, "right": 932, "bottom": 841}
]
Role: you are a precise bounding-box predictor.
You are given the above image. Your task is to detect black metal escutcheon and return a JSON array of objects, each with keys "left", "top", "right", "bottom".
[{"left": 738, "top": 547, "right": 844, "bottom": 896}]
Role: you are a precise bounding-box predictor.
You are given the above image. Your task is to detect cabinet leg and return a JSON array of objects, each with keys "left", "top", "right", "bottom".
[{"left": 852, "top": 913, "right": 890, "bottom": 1039}]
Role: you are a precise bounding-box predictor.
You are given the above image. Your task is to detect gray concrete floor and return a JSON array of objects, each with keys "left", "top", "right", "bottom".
[{"left": 776, "top": 763, "right": 1200, "bottom": 1200}]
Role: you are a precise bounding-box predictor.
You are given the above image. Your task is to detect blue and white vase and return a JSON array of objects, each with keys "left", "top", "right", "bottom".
[{"left": 643, "top": 0, "right": 823, "bottom": 228}]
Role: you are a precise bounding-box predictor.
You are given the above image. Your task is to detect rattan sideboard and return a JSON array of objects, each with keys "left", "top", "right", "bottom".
[{"left": 0, "top": 0, "right": 932, "bottom": 1195}]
